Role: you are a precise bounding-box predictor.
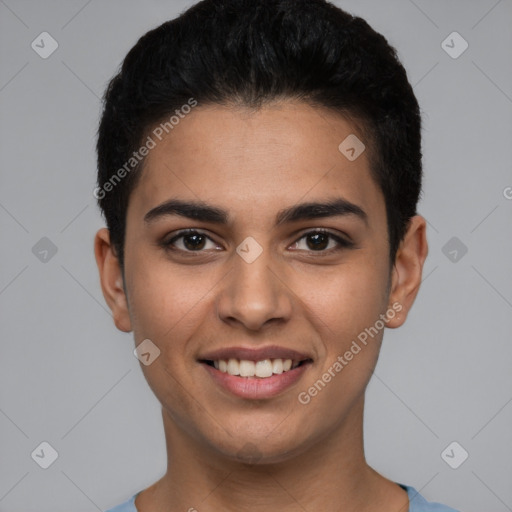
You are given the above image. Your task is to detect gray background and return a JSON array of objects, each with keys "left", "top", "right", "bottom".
[{"left": 1, "top": 0, "right": 511, "bottom": 511}]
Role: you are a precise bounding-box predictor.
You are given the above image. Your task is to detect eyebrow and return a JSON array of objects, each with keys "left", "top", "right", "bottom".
[{"left": 143, "top": 198, "right": 368, "bottom": 227}]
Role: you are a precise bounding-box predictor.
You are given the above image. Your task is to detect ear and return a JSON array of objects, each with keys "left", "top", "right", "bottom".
[
  {"left": 385, "top": 215, "right": 428, "bottom": 329},
  {"left": 94, "top": 228, "right": 132, "bottom": 333}
]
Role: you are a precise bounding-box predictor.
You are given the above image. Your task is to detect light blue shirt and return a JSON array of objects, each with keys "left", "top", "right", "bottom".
[{"left": 104, "top": 484, "right": 460, "bottom": 511}]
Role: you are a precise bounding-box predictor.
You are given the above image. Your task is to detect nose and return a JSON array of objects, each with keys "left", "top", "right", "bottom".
[{"left": 216, "top": 243, "right": 293, "bottom": 332}]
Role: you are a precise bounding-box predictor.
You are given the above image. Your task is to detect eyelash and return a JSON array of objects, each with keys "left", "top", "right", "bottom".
[{"left": 161, "top": 228, "right": 354, "bottom": 256}]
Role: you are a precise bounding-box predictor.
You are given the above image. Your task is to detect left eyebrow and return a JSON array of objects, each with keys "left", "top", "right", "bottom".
[
  {"left": 275, "top": 198, "right": 368, "bottom": 227},
  {"left": 143, "top": 197, "right": 368, "bottom": 227}
]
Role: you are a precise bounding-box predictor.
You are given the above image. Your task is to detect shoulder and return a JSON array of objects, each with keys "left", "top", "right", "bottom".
[
  {"left": 104, "top": 493, "right": 138, "bottom": 512},
  {"left": 401, "top": 484, "right": 461, "bottom": 512}
]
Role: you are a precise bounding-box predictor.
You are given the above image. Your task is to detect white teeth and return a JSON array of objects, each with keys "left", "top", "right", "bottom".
[
  {"left": 239, "top": 360, "right": 255, "bottom": 377},
  {"left": 227, "top": 358, "right": 240, "bottom": 375},
  {"left": 212, "top": 358, "right": 298, "bottom": 378},
  {"left": 255, "top": 360, "right": 273, "bottom": 378},
  {"left": 272, "top": 359, "right": 283, "bottom": 374}
]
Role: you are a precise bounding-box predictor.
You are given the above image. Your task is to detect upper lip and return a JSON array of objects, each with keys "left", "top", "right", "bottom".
[{"left": 198, "top": 345, "right": 313, "bottom": 363}]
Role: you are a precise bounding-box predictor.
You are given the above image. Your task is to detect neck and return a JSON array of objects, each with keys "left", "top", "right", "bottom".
[{"left": 135, "top": 398, "right": 406, "bottom": 512}]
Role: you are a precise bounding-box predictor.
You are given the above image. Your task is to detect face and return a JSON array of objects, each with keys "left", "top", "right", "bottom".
[{"left": 96, "top": 100, "right": 426, "bottom": 464}]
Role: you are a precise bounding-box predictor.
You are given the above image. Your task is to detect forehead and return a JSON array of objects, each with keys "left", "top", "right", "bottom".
[{"left": 129, "top": 101, "right": 385, "bottom": 225}]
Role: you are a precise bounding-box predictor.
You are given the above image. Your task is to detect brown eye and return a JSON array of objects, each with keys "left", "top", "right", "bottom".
[
  {"left": 182, "top": 233, "right": 207, "bottom": 250},
  {"left": 305, "top": 232, "right": 330, "bottom": 251},
  {"left": 162, "top": 230, "right": 220, "bottom": 253},
  {"left": 289, "top": 229, "right": 353, "bottom": 254}
]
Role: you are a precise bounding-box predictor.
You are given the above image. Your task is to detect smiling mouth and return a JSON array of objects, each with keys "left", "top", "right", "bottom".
[{"left": 201, "top": 358, "right": 313, "bottom": 378}]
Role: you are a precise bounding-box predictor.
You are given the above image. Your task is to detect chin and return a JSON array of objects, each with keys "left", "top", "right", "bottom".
[{"left": 203, "top": 425, "right": 314, "bottom": 466}]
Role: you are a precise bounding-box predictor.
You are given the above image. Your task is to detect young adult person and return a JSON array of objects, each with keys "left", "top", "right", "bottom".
[{"left": 95, "top": 1, "right": 459, "bottom": 510}]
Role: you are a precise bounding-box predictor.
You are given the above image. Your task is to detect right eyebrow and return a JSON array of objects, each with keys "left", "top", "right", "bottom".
[{"left": 144, "top": 199, "right": 228, "bottom": 225}]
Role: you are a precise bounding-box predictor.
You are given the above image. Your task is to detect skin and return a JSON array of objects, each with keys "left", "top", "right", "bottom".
[{"left": 95, "top": 100, "right": 428, "bottom": 512}]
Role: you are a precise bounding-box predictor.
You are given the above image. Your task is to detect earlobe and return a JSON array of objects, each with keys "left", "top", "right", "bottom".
[
  {"left": 385, "top": 215, "right": 428, "bottom": 329},
  {"left": 94, "top": 228, "right": 133, "bottom": 333}
]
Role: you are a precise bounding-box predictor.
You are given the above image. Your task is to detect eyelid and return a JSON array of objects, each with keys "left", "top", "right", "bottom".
[
  {"left": 163, "top": 229, "right": 221, "bottom": 250},
  {"left": 289, "top": 228, "right": 354, "bottom": 253},
  {"left": 292, "top": 227, "right": 353, "bottom": 244}
]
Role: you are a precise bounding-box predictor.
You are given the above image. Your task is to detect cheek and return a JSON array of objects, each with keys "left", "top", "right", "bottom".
[
  {"left": 124, "top": 250, "right": 210, "bottom": 341},
  {"left": 296, "top": 255, "right": 389, "bottom": 399},
  {"left": 303, "top": 260, "right": 389, "bottom": 335},
  {"left": 295, "top": 268, "right": 387, "bottom": 420}
]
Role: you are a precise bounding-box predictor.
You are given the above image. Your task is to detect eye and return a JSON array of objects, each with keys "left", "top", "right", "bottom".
[
  {"left": 162, "top": 229, "right": 221, "bottom": 253},
  {"left": 160, "top": 228, "right": 353, "bottom": 256},
  {"left": 289, "top": 229, "right": 353, "bottom": 253}
]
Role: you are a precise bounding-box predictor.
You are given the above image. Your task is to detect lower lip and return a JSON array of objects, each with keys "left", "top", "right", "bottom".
[{"left": 202, "top": 362, "right": 311, "bottom": 399}]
